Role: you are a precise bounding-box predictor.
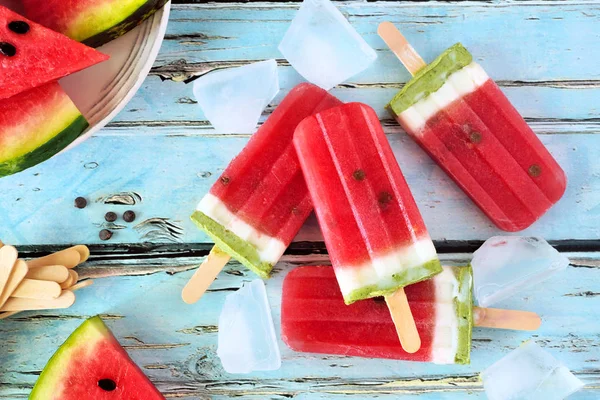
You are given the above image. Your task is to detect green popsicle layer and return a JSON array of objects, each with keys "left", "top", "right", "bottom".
[
  {"left": 344, "top": 258, "right": 443, "bottom": 305},
  {"left": 191, "top": 211, "right": 273, "bottom": 279},
  {"left": 387, "top": 43, "right": 473, "bottom": 117},
  {"left": 453, "top": 265, "right": 474, "bottom": 365}
]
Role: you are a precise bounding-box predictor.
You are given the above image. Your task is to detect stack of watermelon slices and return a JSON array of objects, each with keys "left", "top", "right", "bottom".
[{"left": 0, "top": 5, "right": 108, "bottom": 178}]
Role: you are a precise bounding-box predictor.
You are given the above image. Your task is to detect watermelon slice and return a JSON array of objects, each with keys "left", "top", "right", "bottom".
[
  {"left": 22, "top": 0, "right": 169, "bottom": 48},
  {"left": 0, "top": 6, "right": 108, "bottom": 101},
  {"left": 30, "top": 316, "right": 165, "bottom": 400},
  {"left": 0, "top": 82, "right": 88, "bottom": 177}
]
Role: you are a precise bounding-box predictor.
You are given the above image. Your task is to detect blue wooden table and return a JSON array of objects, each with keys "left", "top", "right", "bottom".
[{"left": 1, "top": 1, "right": 599, "bottom": 398}]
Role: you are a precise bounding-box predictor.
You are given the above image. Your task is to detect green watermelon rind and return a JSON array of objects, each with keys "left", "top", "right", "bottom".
[
  {"left": 29, "top": 316, "right": 110, "bottom": 399},
  {"left": 83, "top": 0, "right": 169, "bottom": 48},
  {"left": 0, "top": 115, "right": 88, "bottom": 178}
]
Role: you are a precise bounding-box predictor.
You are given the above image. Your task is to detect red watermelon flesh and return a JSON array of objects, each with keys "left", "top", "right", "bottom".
[
  {"left": 0, "top": 5, "right": 108, "bottom": 101},
  {"left": 29, "top": 316, "right": 165, "bottom": 400}
]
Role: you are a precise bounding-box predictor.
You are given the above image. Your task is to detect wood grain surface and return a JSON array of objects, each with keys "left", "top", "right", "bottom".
[{"left": 1, "top": 1, "right": 599, "bottom": 398}]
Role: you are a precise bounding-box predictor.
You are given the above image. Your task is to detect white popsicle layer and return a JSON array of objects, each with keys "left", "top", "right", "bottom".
[
  {"left": 430, "top": 266, "right": 471, "bottom": 364},
  {"left": 334, "top": 238, "right": 438, "bottom": 300},
  {"left": 197, "top": 193, "right": 287, "bottom": 265},
  {"left": 398, "top": 62, "right": 489, "bottom": 133}
]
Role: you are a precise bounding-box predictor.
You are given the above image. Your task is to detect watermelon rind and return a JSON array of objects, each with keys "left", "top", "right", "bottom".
[
  {"left": 29, "top": 316, "right": 110, "bottom": 399},
  {"left": 0, "top": 115, "right": 88, "bottom": 177},
  {"left": 23, "top": 0, "right": 169, "bottom": 48},
  {"left": 0, "top": 82, "right": 89, "bottom": 178},
  {"left": 82, "top": 0, "right": 169, "bottom": 48}
]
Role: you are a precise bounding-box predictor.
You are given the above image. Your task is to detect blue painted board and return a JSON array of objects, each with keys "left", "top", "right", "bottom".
[
  {"left": 1, "top": 1, "right": 599, "bottom": 399},
  {"left": 0, "top": 129, "right": 597, "bottom": 245},
  {"left": 156, "top": 3, "right": 600, "bottom": 82},
  {"left": 0, "top": 253, "right": 598, "bottom": 397},
  {"left": 113, "top": 74, "right": 600, "bottom": 125}
]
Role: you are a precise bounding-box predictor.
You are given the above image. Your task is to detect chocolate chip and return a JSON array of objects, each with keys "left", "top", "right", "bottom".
[
  {"left": 99, "top": 229, "right": 113, "bottom": 241},
  {"left": 123, "top": 210, "right": 136, "bottom": 223},
  {"left": 8, "top": 21, "right": 30, "bottom": 34},
  {"left": 220, "top": 176, "right": 230, "bottom": 185},
  {"left": 528, "top": 164, "right": 542, "bottom": 177},
  {"left": 0, "top": 42, "right": 16, "bottom": 57},
  {"left": 74, "top": 197, "right": 87, "bottom": 209},
  {"left": 104, "top": 212, "right": 117, "bottom": 222},
  {"left": 352, "top": 169, "right": 366, "bottom": 181}
]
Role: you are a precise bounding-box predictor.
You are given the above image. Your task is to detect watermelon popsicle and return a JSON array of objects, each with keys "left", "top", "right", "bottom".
[
  {"left": 294, "top": 102, "right": 443, "bottom": 351},
  {"left": 183, "top": 83, "right": 342, "bottom": 304},
  {"left": 282, "top": 266, "right": 542, "bottom": 364},
  {"left": 379, "top": 23, "right": 566, "bottom": 232}
]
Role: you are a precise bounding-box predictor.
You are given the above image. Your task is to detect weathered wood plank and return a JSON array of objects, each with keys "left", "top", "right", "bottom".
[
  {"left": 153, "top": 2, "right": 600, "bottom": 84},
  {"left": 112, "top": 74, "right": 600, "bottom": 125},
  {"left": 0, "top": 253, "right": 598, "bottom": 398},
  {"left": 0, "top": 128, "right": 597, "bottom": 245},
  {"left": 1, "top": 2, "right": 599, "bottom": 399}
]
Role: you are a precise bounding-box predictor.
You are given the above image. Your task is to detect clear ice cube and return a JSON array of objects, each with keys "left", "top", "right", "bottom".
[
  {"left": 482, "top": 341, "right": 584, "bottom": 400},
  {"left": 278, "top": 0, "right": 377, "bottom": 90},
  {"left": 471, "top": 236, "right": 569, "bottom": 307},
  {"left": 193, "top": 59, "right": 279, "bottom": 133},
  {"left": 217, "top": 279, "right": 281, "bottom": 374}
]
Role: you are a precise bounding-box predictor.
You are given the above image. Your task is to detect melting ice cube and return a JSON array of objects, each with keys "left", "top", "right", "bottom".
[
  {"left": 278, "top": 0, "right": 377, "bottom": 90},
  {"left": 471, "top": 236, "right": 569, "bottom": 307},
  {"left": 193, "top": 59, "right": 279, "bottom": 133},
  {"left": 482, "top": 341, "right": 584, "bottom": 400},
  {"left": 217, "top": 279, "right": 281, "bottom": 374}
]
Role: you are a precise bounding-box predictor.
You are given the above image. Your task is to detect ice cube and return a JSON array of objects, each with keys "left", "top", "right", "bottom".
[
  {"left": 278, "top": 0, "right": 377, "bottom": 90},
  {"left": 471, "top": 236, "right": 569, "bottom": 307},
  {"left": 193, "top": 59, "right": 279, "bottom": 133},
  {"left": 217, "top": 279, "right": 281, "bottom": 373},
  {"left": 482, "top": 341, "right": 584, "bottom": 400}
]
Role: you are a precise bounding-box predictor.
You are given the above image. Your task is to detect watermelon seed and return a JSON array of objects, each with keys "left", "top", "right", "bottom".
[
  {"left": 98, "top": 378, "right": 117, "bottom": 391},
  {"left": 0, "top": 42, "right": 16, "bottom": 57},
  {"left": 8, "top": 21, "right": 30, "bottom": 34}
]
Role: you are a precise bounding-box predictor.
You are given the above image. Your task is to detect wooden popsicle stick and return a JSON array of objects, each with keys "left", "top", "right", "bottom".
[
  {"left": 27, "top": 247, "right": 81, "bottom": 269},
  {"left": 385, "top": 287, "right": 421, "bottom": 353},
  {"left": 378, "top": 21, "right": 427, "bottom": 76},
  {"left": 473, "top": 307, "right": 542, "bottom": 331},
  {"left": 26, "top": 265, "right": 69, "bottom": 283},
  {"left": 0, "top": 246, "right": 18, "bottom": 301},
  {"left": 0, "top": 280, "right": 93, "bottom": 319},
  {"left": 0, "top": 260, "right": 28, "bottom": 307},
  {"left": 69, "top": 279, "right": 93, "bottom": 291},
  {"left": 72, "top": 245, "right": 90, "bottom": 263},
  {"left": 12, "top": 279, "right": 62, "bottom": 300},
  {"left": 0, "top": 311, "right": 18, "bottom": 319},
  {"left": 182, "top": 247, "right": 231, "bottom": 304},
  {"left": 60, "top": 270, "right": 78, "bottom": 289},
  {"left": 0, "top": 290, "right": 75, "bottom": 312}
]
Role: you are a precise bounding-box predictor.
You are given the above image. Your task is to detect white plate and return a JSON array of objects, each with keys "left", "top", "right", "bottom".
[{"left": 1, "top": 0, "right": 171, "bottom": 153}]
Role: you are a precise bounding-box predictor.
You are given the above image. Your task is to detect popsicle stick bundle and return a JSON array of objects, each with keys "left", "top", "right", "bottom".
[{"left": 0, "top": 242, "right": 93, "bottom": 319}]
